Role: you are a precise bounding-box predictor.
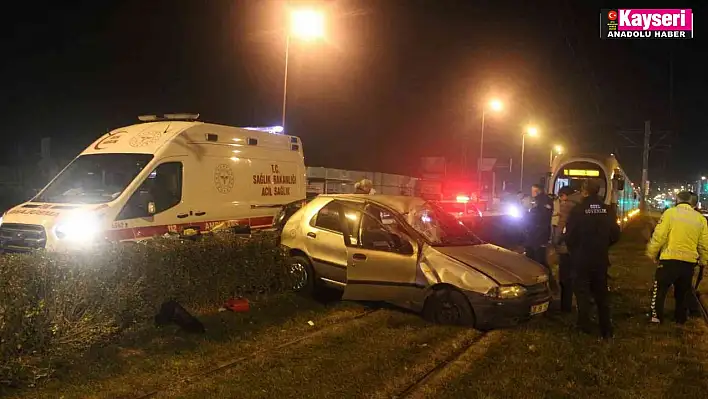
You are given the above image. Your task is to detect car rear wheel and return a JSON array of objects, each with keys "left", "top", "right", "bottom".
[
  {"left": 424, "top": 288, "right": 476, "bottom": 327},
  {"left": 289, "top": 255, "right": 316, "bottom": 295}
]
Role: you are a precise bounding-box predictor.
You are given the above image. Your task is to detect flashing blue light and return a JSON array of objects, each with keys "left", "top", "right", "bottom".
[{"left": 507, "top": 205, "right": 522, "bottom": 218}]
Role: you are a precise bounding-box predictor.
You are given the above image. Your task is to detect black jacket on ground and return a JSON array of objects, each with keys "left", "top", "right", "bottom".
[
  {"left": 565, "top": 195, "right": 621, "bottom": 269},
  {"left": 524, "top": 193, "right": 553, "bottom": 247}
]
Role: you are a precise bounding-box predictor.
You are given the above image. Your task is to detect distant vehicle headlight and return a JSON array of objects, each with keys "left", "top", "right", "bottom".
[
  {"left": 55, "top": 212, "right": 100, "bottom": 242},
  {"left": 485, "top": 284, "right": 527, "bottom": 299}
]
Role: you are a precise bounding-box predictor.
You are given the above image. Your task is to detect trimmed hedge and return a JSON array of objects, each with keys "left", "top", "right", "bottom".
[{"left": 0, "top": 231, "right": 291, "bottom": 388}]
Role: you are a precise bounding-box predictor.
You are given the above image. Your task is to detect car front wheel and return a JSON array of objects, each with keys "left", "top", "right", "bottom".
[
  {"left": 288, "top": 255, "right": 316, "bottom": 295},
  {"left": 424, "top": 288, "right": 476, "bottom": 327}
]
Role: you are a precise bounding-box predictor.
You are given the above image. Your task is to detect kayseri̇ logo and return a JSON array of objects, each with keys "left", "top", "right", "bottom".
[{"left": 601, "top": 9, "right": 693, "bottom": 40}]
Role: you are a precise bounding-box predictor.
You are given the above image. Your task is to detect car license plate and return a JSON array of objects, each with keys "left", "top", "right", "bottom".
[{"left": 530, "top": 302, "right": 549, "bottom": 315}]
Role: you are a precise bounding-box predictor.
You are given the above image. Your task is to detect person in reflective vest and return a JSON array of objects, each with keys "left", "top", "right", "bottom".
[{"left": 647, "top": 191, "right": 708, "bottom": 324}]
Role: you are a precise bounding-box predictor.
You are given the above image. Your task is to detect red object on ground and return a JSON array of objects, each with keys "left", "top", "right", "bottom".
[{"left": 224, "top": 298, "right": 250, "bottom": 312}]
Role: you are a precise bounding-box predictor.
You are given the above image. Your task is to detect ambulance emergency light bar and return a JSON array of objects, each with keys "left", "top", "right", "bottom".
[
  {"left": 564, "top": 169, "right": 600, "bottom": 177},
  {"left": 242, "top": 126, "right": 285, "bottom": 134},
  {"left": 138, "top": 113, "right": 200, "bottom": 122}
]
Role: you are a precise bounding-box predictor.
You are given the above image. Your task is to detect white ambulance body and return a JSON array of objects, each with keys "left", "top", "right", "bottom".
[{"left": 0, "top": 115, "right": 306, "bottom": 252}]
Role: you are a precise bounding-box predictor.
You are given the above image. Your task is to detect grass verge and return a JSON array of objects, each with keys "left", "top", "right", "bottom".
[
  {"left": 415, "top": 217, "right": 708, "bottom": 398},
  {"left": 14, "top": 218, "right": 708, "bottom": 399}
]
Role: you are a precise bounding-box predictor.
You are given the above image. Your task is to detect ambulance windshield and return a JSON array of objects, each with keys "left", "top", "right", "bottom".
[{"left": 35, "top": 153, "right": 154, "bottom": 204}]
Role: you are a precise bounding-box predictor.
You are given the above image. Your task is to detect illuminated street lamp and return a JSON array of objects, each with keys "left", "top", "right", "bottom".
[
  {"left": 550, "top": 144, "right": 563, "bottom": 167},
  {"left": 477, "top": 99, "right": 503, "bottom": 195},
  {"left": 520, "top": 126, "right": 539, "bottom": 190},
  {"left": 282, "top": 8, "right": 325, "bottom": 127}
]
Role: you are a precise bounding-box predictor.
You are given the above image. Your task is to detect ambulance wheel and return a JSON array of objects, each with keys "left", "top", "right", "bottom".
[
  {"left": 423, "top": 288, "right": 476, "bottom": 327},
  {"left": 289, "top": 255, "right": 316, "bottom": 295}
]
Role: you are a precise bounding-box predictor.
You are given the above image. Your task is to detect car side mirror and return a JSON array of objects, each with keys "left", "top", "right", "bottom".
[{"left": 147, "top": 201, "right": 156, "bottom": 215}]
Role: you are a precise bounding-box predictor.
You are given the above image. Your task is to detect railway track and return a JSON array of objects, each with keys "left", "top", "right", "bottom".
[
  {"left": 131, "top": 307, "right": 381, "bottom": 399},
  {"left": 393, "top": 331, "right": 491, "bottom": 399}
]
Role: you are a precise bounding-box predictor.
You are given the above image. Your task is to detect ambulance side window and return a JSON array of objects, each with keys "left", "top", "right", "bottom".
[{"left": 116, "top": 162, "right": 183, "bottom": 220}]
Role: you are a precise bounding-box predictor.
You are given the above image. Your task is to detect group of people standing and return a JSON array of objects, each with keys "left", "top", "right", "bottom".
[
  {"left": 522, "top": 180, "right": 620, "bottom": 339},
  {"left": 521, "top": 182, "right": 708, "bottom": 339}
]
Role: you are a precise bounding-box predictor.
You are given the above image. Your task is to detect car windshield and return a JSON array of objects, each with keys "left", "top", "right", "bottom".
[
  {"left": 408, "top": 202, "right": 483, "bottom": 246},
  {"left": 35, "top": 153, "right": 154, "bottom": 204}
]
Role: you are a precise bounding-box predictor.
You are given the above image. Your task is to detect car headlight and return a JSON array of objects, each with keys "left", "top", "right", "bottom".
[
  {"left": 485, "top": 284, "right": 527, "bottom": 299},
  {"left": 0, "top": 215, "right": 3, "bottom": 227},
  {"left": 55, "top": 212, "right": 101, "bottom": 242}
]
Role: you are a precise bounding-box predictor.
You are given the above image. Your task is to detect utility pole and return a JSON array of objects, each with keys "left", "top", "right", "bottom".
[{"left": 640, "top": 121, "right": 651, "bottom": 211}]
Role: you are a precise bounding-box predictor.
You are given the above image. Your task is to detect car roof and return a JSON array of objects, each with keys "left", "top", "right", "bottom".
[{"left": 319, "top": 194, "right": 426, "bottom": 214}]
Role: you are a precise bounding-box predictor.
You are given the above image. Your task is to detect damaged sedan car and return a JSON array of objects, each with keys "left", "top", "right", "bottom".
[{"left": 280, "top": 195, "right": 551, "bottom": 330}]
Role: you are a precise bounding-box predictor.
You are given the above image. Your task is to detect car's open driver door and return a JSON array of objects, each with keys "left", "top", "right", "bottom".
[{"left": 339, "top": 206, "right": 422, "bottom": 304}]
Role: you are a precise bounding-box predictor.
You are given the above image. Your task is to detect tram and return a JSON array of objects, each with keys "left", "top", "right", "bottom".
[{"left": 547, "top": 153, "right": 641, "bottom": 227}]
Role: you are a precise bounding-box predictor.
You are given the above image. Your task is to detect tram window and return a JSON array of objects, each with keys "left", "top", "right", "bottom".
[{"left": 554, "top": 178, "right": 569, "bottom": 195}]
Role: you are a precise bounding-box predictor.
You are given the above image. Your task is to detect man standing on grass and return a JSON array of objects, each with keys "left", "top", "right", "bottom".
[
  {"left": 565, "top": 180, "right": 621, "bottom": 339},
  {"left": 524, "top": 184, "right": 553, "bottom": 267},
  {"left": 552, "top": 186, "right": 582, "bottom": 312},
  {"left": 525, "top": 184, "right": 559, "bottom": 296},
  {"left": 646, "top": 191, "right": 708, "bottom": 324}
]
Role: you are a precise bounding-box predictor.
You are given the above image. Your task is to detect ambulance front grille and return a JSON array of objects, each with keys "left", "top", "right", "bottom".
[{"left": 0, "top": 223, "right": 47, "bottom": 252}]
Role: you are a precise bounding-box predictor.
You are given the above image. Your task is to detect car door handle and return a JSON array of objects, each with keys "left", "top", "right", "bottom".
[
  {"left": 194, "top": 212, "right": 206, "bottom": 216},
  {"left": 352, "top": 253, "right": 367, "bottom": 261},
  {"left": 307, "top": 232, "right": 317, "bottom": 239},
  {"left": 177, "top": 213, "right": 189, "bottom": 219}
]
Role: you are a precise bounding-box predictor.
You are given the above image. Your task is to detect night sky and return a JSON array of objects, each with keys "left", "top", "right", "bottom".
[{"left": 1, "top": 1, "right": 705, "bottom": 189}]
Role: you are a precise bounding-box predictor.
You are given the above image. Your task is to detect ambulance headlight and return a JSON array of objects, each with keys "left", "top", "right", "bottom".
[{"left": 55, "top": 212, "right": 100, "bottom": 241}]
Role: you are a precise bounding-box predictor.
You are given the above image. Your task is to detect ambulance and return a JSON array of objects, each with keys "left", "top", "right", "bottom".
[{"left": 0, "top": 114, "right": 306, "bottom": 252}]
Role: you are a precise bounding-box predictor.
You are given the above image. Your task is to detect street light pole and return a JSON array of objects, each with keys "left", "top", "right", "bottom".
[
  {"left": 549, "top": 145, "right": 563, "bottom": 167},
  {"left": 281, "top": 34, "right": 291, "bottom": 128},
  {"left": 477, "top": 109, "right": 485, "bottom": 195},
  {"left": 520, "top": 133, "right": 526, "bottom": 191},
  {"left": 520, "top": 126, "right": 539, "bottom": 191},
  {"left": 281, "top": 8, "right": 324, "bottom": 129}
]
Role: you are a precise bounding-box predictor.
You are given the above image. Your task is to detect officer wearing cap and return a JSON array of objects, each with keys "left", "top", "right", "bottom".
[
  {"left": 565, "top": 179, "right": 621, "bottom": 339},
  {"left": 647, "top": 190, "right": 708, "bottom": 324}
]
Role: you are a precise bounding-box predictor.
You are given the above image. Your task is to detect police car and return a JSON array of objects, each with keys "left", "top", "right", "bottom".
[{"left": 435, "top": 196, "right": 483, "bottom": 229}]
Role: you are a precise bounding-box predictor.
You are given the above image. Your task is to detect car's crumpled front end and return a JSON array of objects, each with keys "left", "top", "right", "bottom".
[{"left": 423, "top": 243, "right": 552, "bottom": 329}]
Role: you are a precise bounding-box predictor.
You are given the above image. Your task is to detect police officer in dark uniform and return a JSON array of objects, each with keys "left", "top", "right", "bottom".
[
  {"left": 565, "top": 180, "right": 621, "bottom": 339},
  {"left": 525, "top": 184, "right": 558, "bottom": 295},
  {"left": 524, "top": 184, "right": 553, "bottom": 267}
]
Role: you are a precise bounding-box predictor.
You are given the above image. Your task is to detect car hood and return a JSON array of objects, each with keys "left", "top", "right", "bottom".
[{"left": 434, "top": 244, "right": 548, "bottom": 285}]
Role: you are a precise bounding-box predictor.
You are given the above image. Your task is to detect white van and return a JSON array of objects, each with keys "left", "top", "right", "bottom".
[{"left": 0, "top": 114, "right": 306, "bottom": 252}]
